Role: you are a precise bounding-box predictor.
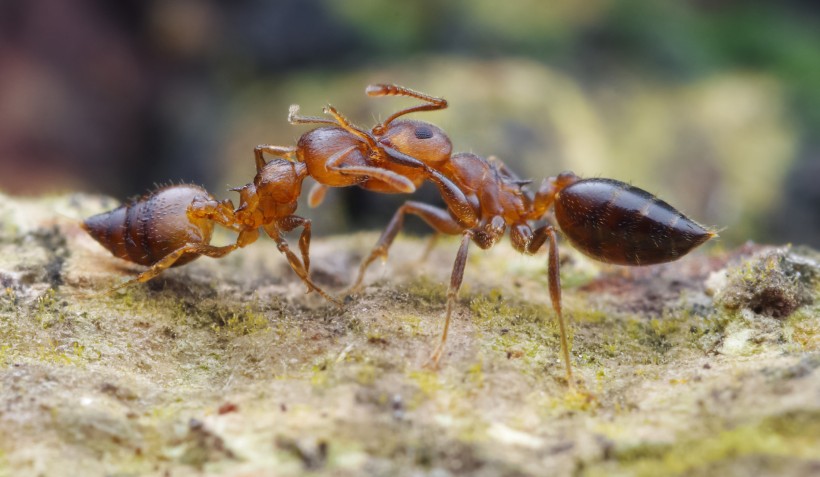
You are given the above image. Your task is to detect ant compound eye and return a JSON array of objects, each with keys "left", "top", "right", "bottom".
[{"left": 414, "top": 126, "right": 434, "bottom": 140}]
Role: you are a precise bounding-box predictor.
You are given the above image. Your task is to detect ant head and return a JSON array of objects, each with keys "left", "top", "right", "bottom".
[{"left": 376, "top": 119, "right": 452, "bottom": 165}]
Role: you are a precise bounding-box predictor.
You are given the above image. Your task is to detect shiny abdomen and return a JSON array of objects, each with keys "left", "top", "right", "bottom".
[
  {"left": 554, "top": 178, "right": 713, "bottom": 265},
  {"left": 83, "top": 185, "right": 214, "bottom": 267}
]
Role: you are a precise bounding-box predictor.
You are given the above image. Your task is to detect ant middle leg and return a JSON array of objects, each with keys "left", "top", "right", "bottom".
[
  {"left": 425, "top": 229, "right": 472, "bottom": 369},
  {"left": 350, "top": 201, "right": 464, "bottom": 292},
  {"left": 262, "top": 224, "right": 341, "bottom": 306}
]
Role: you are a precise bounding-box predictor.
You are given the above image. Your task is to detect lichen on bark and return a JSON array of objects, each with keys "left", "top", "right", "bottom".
[{"left": 0, "top": 193, "right": 818, "bottom": 477}]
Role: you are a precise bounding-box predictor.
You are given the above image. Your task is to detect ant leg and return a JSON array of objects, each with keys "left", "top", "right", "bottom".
[
  {"left": 288, "top": 104, "right": 377, "bottom": 148},
  {"left": 487, "top": 155, "right": 531, "bottom": 185},
  {"left": 307, "top": 183, "right": 329, "bottom": 208},
  {"left": 189, "top": 197, "right": 241, "bottom": 231},
  {"left": 528, "top": 225, "right": 573, "bottom": 386},
  {"left": 262, "top": 224, "right": 341, "bottom": 307},
  {"left": 529, "top": 172, "right": 580, "bottom": 221},
  {"left": 104, "top": 229, "right": 259, "bottom": 295},
  {"left": 350, "top": 201, "right": 464, "bottom": 292},
  {"left": 425, "top": 230, "right": 472, "bottom": 369},
  {"left": 426, "top": 170, "right": 479, "bottom": 227},
  {"left": 288, "top": 104, "right": 337, "bottom": 126},
  {"left": 327, "top": 145, "right": 417, "bottom": 193},
  {"left": 277, "top": 215, "right": 312, "bottom": 274},
  {"left": 254, "top": 145, "right": 297, "bottom": 171},
  {"left": 322, "top": 105, "right": 377, "bottom": 148},
  {"left": 366, "top": 84, "right": 448, "bottom": 130},
  {"left": 419, "top": 233, "right": 440, "bottom": 262}
]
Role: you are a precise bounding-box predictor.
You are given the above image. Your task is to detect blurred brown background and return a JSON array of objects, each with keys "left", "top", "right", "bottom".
[{"left": 1, "top": 0, "right": 818, "bottom": 246}]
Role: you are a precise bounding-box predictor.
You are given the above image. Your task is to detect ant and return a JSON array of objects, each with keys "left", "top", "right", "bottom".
[
  {"left": 253, "top": 84, "right": 477, "bottom": 226},
  {"left": 342, "top": 85, "right": 717, "bottom": 384},
  {"left": 82, "top": 157, "right": 340, "bottom": 305},
  {"left": 82, "top": 85, "right": 476, "bottom": 306},
  {"left": 84, "top": 84, "right": 715, "bottom": 386}
]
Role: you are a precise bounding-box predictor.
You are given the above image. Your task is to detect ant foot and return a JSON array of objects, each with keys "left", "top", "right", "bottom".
[{"left": 422, "top": 345, "right": 445, "bottom": 370}]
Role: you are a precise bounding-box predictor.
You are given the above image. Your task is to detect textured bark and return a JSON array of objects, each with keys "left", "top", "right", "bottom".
[{"left": 0, "top": 193, "right": 818, "bottom": 477}]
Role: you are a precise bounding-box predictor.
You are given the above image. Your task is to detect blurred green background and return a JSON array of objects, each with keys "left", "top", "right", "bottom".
[{"left": 1, "top": 0, "right": 818, "bottom": 246}]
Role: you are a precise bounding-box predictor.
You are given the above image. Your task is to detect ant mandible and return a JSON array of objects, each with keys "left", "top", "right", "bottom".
[{"left": 347, "top": 84, "right": 716, "bottom": 384}]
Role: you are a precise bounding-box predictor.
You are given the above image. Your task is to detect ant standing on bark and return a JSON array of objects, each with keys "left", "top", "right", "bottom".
[
  {"left": 341, "top": 85, "right": 716, "bottom": 383},
  {"left": 84, "top": 84, "right": 715, "bottom": 385}
]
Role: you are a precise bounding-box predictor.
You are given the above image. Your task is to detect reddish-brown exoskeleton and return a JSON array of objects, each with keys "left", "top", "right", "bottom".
[
  {"left": 349, "top": 85, "right": 716, "bottom": 384},
  {"left": 83, "top": 84, "right": 478, "bottom": 304},
  {"left": 253, "top": 85, "right": 478, "bottom": 229},
  {"left": 83, "top": 156, "right": 340, "bottom": 304}
]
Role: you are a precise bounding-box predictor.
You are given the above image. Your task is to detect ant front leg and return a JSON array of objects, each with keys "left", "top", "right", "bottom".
[
  {"left": 277, "top": 215, "right": 312, "bottom": 274},
  {"left": 322, "top": 105, "right": 377, "bottom": 147},
  {"left": 426, "top": 170, "right": 479, "bottom": 227},
  {"left": 351, "top": 201, "right": 464, "bottom": 293},
  {"left": 262, "top": 223, "right": 341, "bottom": 307},
  {"left": 327, "top": 145, "right": 417, "bottom": 194}
]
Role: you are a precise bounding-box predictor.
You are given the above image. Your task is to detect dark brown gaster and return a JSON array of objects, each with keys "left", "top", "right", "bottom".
[
  {"left": 85, "top": 83, "right": 717, "bottom": 388},
  {"left": 348, "top": 85, "right": 717, "bottom": 386},
  {"left": 553, "top": 179, "right": 714, "bottom": 266}
]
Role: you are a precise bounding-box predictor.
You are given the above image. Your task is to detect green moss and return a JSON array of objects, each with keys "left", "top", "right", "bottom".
[
  {"left": 406, "top": 276, "right": 447, "bottom": 304},
  {"left": 715, "top": 248, "right": 816, "bottom": 318},
  {"left": 408, "top": 370, "right": 442, "bottom": 399},
  {"left": 397, "top": 314, "right": 423, "bottom": 336},
  {"left": 784, "top": 303, "right": 820, "bottom": 350},
  {"left": 469, "top": 289, "right": 552, "bottom": 327},
  {"left": 585, "top": 411, "right": 820, "bottom": 477},
  {"left": 34, "top": 288, "right": 66, "bottom": 329},
  {"left": 209, "top": 305, "right": 269, "bottom": 336}
]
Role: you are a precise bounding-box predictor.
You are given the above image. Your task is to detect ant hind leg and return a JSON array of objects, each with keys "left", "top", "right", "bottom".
[{"left": 103, "top": 243, "right": 239, "bottom": 296}]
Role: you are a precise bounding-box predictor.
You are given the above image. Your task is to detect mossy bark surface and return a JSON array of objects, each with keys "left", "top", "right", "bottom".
[{"left": 0, "top": 193, "right": 818, "bottom": 477}]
